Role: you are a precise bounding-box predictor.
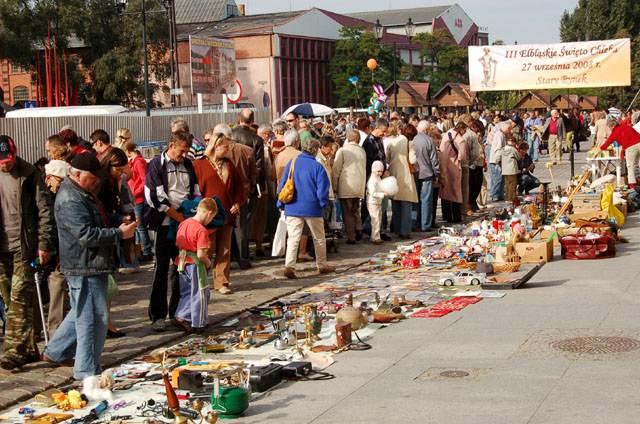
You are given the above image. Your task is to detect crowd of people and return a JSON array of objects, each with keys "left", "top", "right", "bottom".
[{"left": 1, "top": 105, "right": 639, "bottom": 383}]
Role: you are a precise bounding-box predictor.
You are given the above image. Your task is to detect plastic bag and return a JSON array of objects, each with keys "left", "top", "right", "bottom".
[
  {"left": 600, "top": 183, "right": 625, "bottom": 227},
  {"left": 271, "top": 212, "right": 288, "bottom": 257}
]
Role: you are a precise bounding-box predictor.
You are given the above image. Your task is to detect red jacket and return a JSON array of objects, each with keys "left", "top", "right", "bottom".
[
  {"left": 600, "top": 124, "right": 640, "bottom": 151},
  {"left": 128, "top": 155, "right": 147, "bottom": 205}
]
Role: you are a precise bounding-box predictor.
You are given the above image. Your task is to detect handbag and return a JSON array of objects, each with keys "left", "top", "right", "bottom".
[
  {"left": 278, "top": 159, "right": 297, "bottom": 204},
  {"left": 560, "top": 232, "right": 615, "bottom": 260}
]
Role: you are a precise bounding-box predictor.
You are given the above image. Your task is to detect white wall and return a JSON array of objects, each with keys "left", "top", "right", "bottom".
[{"left": 274, "top": 9, "right": 343, "bottom": 40}]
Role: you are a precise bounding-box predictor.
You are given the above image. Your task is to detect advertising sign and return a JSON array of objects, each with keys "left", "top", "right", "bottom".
[
  {"left": 469, "top": 38, "right": 631, "bottom": 91},
  {"left": 189, "top": 36, "right": 236, "bottom": 95}
]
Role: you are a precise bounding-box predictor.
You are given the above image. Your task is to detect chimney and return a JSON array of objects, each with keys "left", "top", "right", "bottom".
[{"left": 238, "top": 4, "right": 245, "bottom": 16}]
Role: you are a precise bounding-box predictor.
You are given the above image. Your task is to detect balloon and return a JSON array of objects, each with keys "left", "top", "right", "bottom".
[
  {"left": 367, "top": 58, "right": 377, "bottom": 71},
  {"left": 348, "top": 76, "right": 359, "bottom": 86}
]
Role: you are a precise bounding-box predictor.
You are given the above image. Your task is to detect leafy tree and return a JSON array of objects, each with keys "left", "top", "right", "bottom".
[
  {"left": 0, "top": 0, "right": 170, "bottom": 107},
  {"left": 330, "top": 25, "right": 398, "bottom": 108},
  {"left": 560, "top": 0, "right": 640, "bottom": 108},
  {"left": 413, "top": 29, "right": 468, "bottom": 94}
]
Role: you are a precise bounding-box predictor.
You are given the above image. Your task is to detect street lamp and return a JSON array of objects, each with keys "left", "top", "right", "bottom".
[
  {"left": 373, "top": 17, "right": 416, "bottom": 112},
  {"left": 119, "top": 0, "right": 169, "bottom": 116}
]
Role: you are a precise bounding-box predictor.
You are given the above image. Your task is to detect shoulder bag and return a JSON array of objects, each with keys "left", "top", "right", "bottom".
[{"left": 278, "top": 158, "right": 297, "bottom": 204}]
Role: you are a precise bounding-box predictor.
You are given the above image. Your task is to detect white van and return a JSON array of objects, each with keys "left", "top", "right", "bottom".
[{"left": 5, "top": 105, "right": 128, "bottom": 118}]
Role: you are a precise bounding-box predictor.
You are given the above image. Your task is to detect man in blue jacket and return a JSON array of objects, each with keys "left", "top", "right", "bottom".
[
  {"left": 277, "top": 130, "right": 335, "bottom": 279},
  {"left": 43, "top": 153, "right": 137, "bottom": 380}
]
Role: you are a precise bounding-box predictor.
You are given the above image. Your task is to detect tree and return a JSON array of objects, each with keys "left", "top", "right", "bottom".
[
  {"left": 329, "top": 25, "right": 398, "bottom": 108},
  {"left": 0, "top": 0, "right": 170, "bottom": 107},
  {"left": 413, "top": 29, "right": 468, "bottom": 94},
  {"left": 560, "top": 0, "right": 640, "bottom": 108}
]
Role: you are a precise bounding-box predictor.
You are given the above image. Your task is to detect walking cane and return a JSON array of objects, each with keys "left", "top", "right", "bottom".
[{"left": 31, "top": 261, "right": 49, "bottom": 346}]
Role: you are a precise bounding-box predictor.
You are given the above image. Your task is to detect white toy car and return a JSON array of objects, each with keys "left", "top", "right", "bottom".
[{"left": 439, "top": 271, "right": 485, "bottom": 287}]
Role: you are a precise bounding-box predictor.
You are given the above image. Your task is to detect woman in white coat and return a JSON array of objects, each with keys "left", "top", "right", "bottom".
[{"left": 386, "top": 122, "right": 418, "bottom": 239}]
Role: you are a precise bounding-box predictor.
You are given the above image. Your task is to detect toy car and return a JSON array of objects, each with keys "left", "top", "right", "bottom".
[{"left": 439, "top": 271, "right": 485, "bottom": 287}]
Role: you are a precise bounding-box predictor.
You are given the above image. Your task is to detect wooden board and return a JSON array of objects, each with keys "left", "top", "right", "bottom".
[{"left": 482, "top": 264, "right": 543, "bottom": 290}]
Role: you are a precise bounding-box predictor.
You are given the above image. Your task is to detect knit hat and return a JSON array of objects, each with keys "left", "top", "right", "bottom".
[
  {"left": 70, "top": 152, "right": 101, "bottom": 176},
  {"left": 0, "top": 135, "right": 16, "bottom": 163},
  {"left": 371, "top": 160, "right": 385, "bottom": 173},
  {"left": 45, "top": 159, "right": 71, "bottom": 179}
]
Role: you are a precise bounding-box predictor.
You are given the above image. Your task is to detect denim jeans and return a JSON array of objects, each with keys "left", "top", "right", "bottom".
[
  {"left": 419, "top": 178, "right": 434, "bottom": 230},
  {"left": 528, "top": 134, "right": 540, "bottom": 162},
  {"left": 133, "top": 203, "right": 153, "bottom": 256},
  {"left": 489, "top": 163, "right": 504, "bottom": 201},
  {"left": 44, "top": 274, "right": 108, "bottom": 380}
]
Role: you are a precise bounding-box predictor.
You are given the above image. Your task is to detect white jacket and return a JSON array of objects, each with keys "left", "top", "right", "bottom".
[{"left": 366, "top": 174, "right": 385, "bottom": 205}]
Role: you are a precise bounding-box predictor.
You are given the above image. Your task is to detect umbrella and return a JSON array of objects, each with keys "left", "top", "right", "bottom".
[{"left": 282, "top": 103, "right": 335, "bottom": 118}]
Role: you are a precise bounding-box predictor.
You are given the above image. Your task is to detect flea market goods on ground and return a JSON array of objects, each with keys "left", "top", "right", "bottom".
[{"left": 2, "top": 168, "right": 634, "bottom": 423}]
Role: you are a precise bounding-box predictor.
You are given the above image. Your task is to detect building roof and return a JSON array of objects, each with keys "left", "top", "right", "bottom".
[
  {"left": 317, "top": 9, "right": 373, "bottom": 29},
  {"left": 386, "top": 81, "right": 431, "bottom": 105},
  {"left": 552, "top": 94, "right": 581, "bottom": 109},
  {"left": 433, "top": 82, "right": 483, "bottom": 107},
  {"left": 177, "top": 10, "right": 303, "bottom": 39},
  {"left": 581, "top": 95, "right": 598, "bottom": 109},
  {"left": 347, "top": 5, "right": 450, "bottom": 26},
  {"left": 175, "top": 0, "right": 231, "bottom": 25},
  {"left": 513, "top": 90, "right": 553, "bottom": 109}
]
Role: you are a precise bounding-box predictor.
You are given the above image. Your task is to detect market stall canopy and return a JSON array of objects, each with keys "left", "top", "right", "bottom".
[{"left": 282, "top": 103, "right": 335, "bottom": 118}]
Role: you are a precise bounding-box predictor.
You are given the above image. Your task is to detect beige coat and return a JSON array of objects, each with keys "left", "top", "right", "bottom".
[
  {"left": 386, "top": 135, "right": 418, "bottom": 203},
  {"left": 332, "top": 142, "right": 366, "bottom": 199}
]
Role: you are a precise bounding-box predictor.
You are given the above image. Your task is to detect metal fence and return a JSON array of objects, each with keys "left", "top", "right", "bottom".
[{"left": 0, "top": 108, "right": 272, "bottom": 163}]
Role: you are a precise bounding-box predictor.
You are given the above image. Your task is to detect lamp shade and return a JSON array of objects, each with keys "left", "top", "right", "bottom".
[{"left": 374, "top": 19, "right": 384, "bottom": 40}]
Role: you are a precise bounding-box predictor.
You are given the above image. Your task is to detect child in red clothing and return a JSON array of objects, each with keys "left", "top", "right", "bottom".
[{"left": 174, "top": 198, "right": 217, "bottom": 332}]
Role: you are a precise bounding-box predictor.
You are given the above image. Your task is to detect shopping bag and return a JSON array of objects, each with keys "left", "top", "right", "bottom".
[
  {"left": 600, "top": 183, "right": 625, "bottom": 227},
  {"left": 271, "top": 212, "right": 288, "bottom": 257}
]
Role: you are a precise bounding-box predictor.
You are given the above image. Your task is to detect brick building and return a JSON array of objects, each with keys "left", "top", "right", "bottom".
[{"left": 0, "top": 60, "right": 37, "bottom": 108}]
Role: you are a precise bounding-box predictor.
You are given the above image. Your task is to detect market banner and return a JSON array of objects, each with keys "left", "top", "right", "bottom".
[
  {"left": 189, "top": 36, "right": 236, "bottom": 95},
  {"left": 468, "top": 38, "right": 631, "bottom": 91}
]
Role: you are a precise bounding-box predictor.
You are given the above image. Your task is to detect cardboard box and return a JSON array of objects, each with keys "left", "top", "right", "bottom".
[
  {"left": 572, "top": 199, "right": 602, "bottom": 210},
  {"left": 515, "top": 239, "right": 554, "bottom": 263},
  {"left": 568, "top": 209, "right": 607, "bottom": 222}
]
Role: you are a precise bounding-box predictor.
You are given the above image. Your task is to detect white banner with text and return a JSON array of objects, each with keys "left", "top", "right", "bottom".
[{"left": 469, "top": 38, "right": 631, "bottom": 91}]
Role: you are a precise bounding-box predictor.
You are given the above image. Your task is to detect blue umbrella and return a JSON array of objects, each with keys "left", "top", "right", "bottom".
[{"left": 282, "top": 103, "right": 335, "bottom": 118}]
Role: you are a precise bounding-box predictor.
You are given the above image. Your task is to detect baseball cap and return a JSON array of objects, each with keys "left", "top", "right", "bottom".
[
  {"left": 0, "top": 135, "right": 16, "bottom": 163},
  {"left": 70, "top": 152, "right": 101, "bottom": 176}
]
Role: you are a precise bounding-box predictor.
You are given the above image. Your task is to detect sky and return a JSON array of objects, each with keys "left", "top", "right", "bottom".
[{"left": 242, "top": 0, "right": 580, "bottom": 44}]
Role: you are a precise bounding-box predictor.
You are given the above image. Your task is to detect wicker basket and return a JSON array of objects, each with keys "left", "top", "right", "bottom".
[
  {"left": 493, "top": 253, "right": 521, "bottom": 273},
  {"left": 492, "top": 262, "right": 521, "bottom": 273},
  {"left": 455, "top": 259, "right": 477, "bottom": 270}
]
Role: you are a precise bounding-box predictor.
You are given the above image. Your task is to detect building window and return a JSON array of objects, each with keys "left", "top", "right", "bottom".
[
  {"left": 13, "top": 86, "right": 29, "bottom": 103},
  {"left": 11, "top": 63, "right": 26, "bottom": 74}
]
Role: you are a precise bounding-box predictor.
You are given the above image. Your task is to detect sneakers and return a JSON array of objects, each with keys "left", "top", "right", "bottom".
[
  {"left": 151, "top": 319, "right": 166, "bottom": 332},
  {"left": 283, "top": 267, "right": 297, "bottom": 279},
  {"left": 371, "top": 239, "right": 384, "bottom": 245},
  {"left": 318, "top": 265, "right": 336, "bottom": 274},
  {"left": 218, "top": 286, "right": 233, "bottom": 295}
]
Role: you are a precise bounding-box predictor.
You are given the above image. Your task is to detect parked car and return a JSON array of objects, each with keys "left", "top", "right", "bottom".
[{"left": 439, "top": 271, "right": 485, "bottom": 287}]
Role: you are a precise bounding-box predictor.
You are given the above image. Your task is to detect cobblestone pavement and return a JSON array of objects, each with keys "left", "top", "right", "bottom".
[
  {"left": 0, "top": 228, "right": 414, "bottom": 410},
  {"left": 0, "top": 148, "right": 587, "bottom": 412}
]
